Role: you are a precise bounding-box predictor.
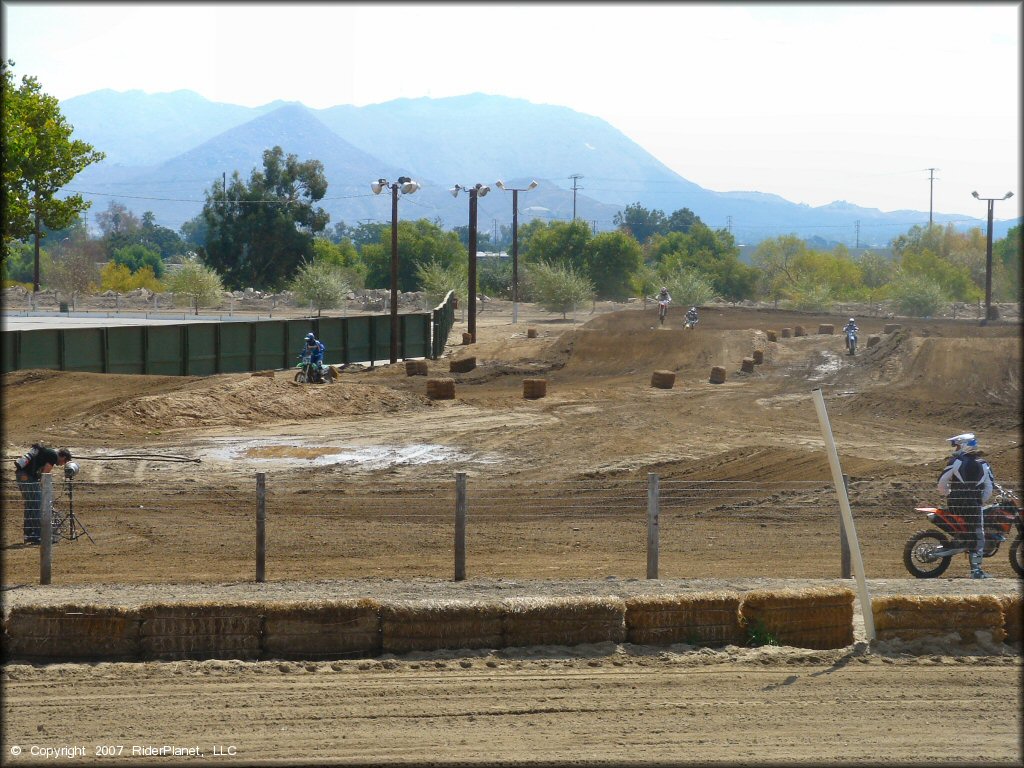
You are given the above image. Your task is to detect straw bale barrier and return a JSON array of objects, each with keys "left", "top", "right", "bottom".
[
  {"left": 884, "top": 323, "right": 902, "bottom": 333},
  {"left": 262, "top": 599, "right": 382, "bottom": 659},
  {"left": 502, "top": 596, "right": 626, "bottom": 648},
  {"left": 449, "top": 356, "right": 477, "bottom": 373},
  {"left": 3, "top": 604, "right": 142, "bottom": 661},
  {"left": 527, "top": 327, "right": 538, "bottom": 338},
  {"left": 624, "top": 593, "right": 743, "bottom": 647},
  {"left": 709, "top": 365, "right": 726, "bottom": 384},
  {"left": 139, "top": 603, "right": 262, "bottom": 660},
  {"left": 751, "top": 349, "right": 764, "bottom": 365},
  {"left": 817, "top": 324, "right": 834, "bottom": 334},
  {"left": 462, "top": 332, "right": 473, "bottom": 344},
  {"left": 794, "top": 325, "right": 806, "bottom": 337},
  {"left": 381, "top": 599, "right": 505, "bottom": 653},
  {"left": 766, "top": 330, "right": 777, "bottom": 342},
  {"left": 523, "top": 378, "right": 547, "bottom": 399},
  {"left": 426, "top": 378, "right": 456, "bottom": 400},
  {"left": 998, "top": 595, "right": 1021, "bottom": 645},
  {"left": 740, "top": 587, "right": 854, "bottom": 649},
  {"left": 780, "top": 328, "right": 792, "bottom": 338},
  {"left": 650, "top": 370, "right": 676, "bottom": 389},
  {"left": 405, "top": 359, "right": 428, "bottom": 376},
  {"left": 740, "top": 358, "right": 755, "bottom": 374},
  {"left": 872, "top": 595, "right": 1006, "bottom": 646},
  {"left": 866, "top": 335, "right": 881, "bottom": 348}
]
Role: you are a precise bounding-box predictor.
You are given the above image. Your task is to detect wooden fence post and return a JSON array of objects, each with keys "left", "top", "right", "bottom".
[
  {"left": 256, "top": 472, "right": 266, "bottom": 583},
  {"left": 647, "top": 473, "right": 659, "bottom": 579},
  {"left": 40, "top": 474, "right": 53, "bottom": 585},
  {"left": 840, "top": 475, "right": 852, "bottom": 579},
  {"left": 455, "top": 472, "right": 467, "bottom": 581}
]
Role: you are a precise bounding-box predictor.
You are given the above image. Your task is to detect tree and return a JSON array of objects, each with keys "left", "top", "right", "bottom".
[
  {"left": 289, "top": 260, "right": 351, "bottom": 316},
  {"left": 523, "top": 219, "right": 591, "bottom": 272},
  {"left": 96, "top": 201, "right": 142, "bottom": 255},
  {"left": 751, "top": 235, "right": 808, "bottom": 307},
  {"left": 1, "top": 240, "right": 49, "bottom": 286},
  {"left": 650, "top": 223, "right": 756, "bottom": 300},
  {"left": 583, "top": 230, "right": 642, "bottom": 300},
  {"left": 2, "top": 60, "right": 105, "bottom": 290},
  {"left": 992, "top": 224, "right": 1021, "bottom": 302},
  {"left": 312, "top": 236, "right": 365, "bottom": 288},
  {"left": 200, "top": 146, "right": 329, "bottom": 290},
  {"left": 329, "top": 220, "right": 385, "bottom": 249},
  {"left": 416, "top": 258, "right": 468, "bottom": 306},
  {"left": 361, "top": 219, "right": 465, "bottom": 291},
  {"left": 524, "top": 260, "right": 594, "bottom": 319},
  {"left": 100, "top": 263, "right": 161, "bottom": 294},
  {"left": 165, "top": 259, "right": 224, "bottom": 314},
  {"left": 889, "top": 273, "right": 946, "bottom": 317},
  {"left": 42, "top": 248, "right": 99, "bottom": 307},
  {"left": 139, "top": 211, "right": 185, "bottom": 259},
  {"left": 112, "top": 243, "right": 164, "bottom": 278},
  {"left": 614, "top": 202, "right": 667, "bottom": 244},
  {"left": 630, "top": 264, "right": 661, "bottom": 307},
  {"left": 665, "top": 268, "right": 717, "bottom": 308}
]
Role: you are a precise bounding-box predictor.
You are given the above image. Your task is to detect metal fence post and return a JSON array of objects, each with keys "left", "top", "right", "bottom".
[
  {"left": 256, "top": 472, "right": 266, "bottom": 583},
  {"left": 840, "top": 475, "right": 852, "bottom": 579},
  {"left": 647, "top": 473, "right": 659, "bottom": 579},
  {"left": 455, "top": 472, "right": 467, "bottom": 581},
  {"left": 40, "top": 474, "right": 53, "bottom": 585}
]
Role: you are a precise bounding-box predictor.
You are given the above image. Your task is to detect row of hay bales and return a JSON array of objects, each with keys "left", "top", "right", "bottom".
[
  {"left": 407, "top": 357, "right": 548, "bottom": 399},
  {"left": 5, "top": 588, "right": 1017, "bottom": 662}
]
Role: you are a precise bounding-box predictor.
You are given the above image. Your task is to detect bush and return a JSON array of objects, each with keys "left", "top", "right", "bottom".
[
  {"left": 665, "top": 268, "right": 716, "bottom": 308},
  {"left": 289, "top": 260, "right": 350, "bottom": 316},
  {"left": 164, "top": 260, "right": 224, "bottom": 314},
  {"left": 100, "top": 262, "right": 162, "bottom": 293},
  {"left": 416, "top": 258, "right": 467, "bottom": 307},
  {"left": 890, "top": 274, "right": 946, "bottom": 317},
  {"left": 524, "top": 260, "right": 594, "bottom": 319}
]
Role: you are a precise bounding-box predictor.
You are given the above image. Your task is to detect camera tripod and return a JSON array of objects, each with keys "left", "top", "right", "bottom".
[{"left": 53, "top": 476, "right": 93, "bottom": 543}]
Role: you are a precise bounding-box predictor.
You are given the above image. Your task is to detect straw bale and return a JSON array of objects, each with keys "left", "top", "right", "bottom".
[
  {"left": 262, "top": 599, "right": 382, "bottom": 659},
  {"left": 709, "top": 366, "right": 726, "bottom": 384},
  {"left": 405, "top": 360, "right": 428, "bottom": 376},
  {"left": 766, "top": 330, "right": 777, "bottom": 342},
  {"left": 751, "top": 350, "right": 764, "bottom": 365},
  {"left": 139, "top": 602, "right": 262, "bottom": 660},
  {"left": 794, "top": 325, "right": 806, "bottom": 337},
  {"left": 740, "top": 587, "right": 855, "bottom": 649},
  {"left": 740, "top": 358, "right": 755, "bottom": 373},
  {"left": 872, "top": 595, "right": 1006, "bottom": 645},
  {"left": 650, "top": 370, "right": 675, "bottom": 389},
  {"left": 523, "top": 378, "right": 547, "bottom": 399},
  {"left": 380, "top": 599, "right": 504, "bottom": 653},
  {"left": 866, "top": 335, "right": 881, "bottom": 348},
  {"left": 426, "top": 378, "right": 456, "bottom": 400},
  {"left": 884, "top": 323, "right": 902, "bottom": 333},
  {"left": 450, "top": 356, "right": 477, "bottom": 373},
  {"left": 527, "top": 327, "right": 538, "bottom": 338},
  {"left": 4, "top": 604, "right": 142, "bottom": 661},
  {"left": 780, "top": 328, "right": 792, "bottom": 338},
  {"left": 817, "top": 324, "right": 834, "bottom": 334},
  {"left": 624, "top": 592, "right": 743, "bottom": 646},
  {"left": 502, "top": 596, "right": 626, "bottom": 648},
  {"left": 462, "top": 332, "right": 473, "bottom": 344},
  {"left": 998, "top": 595, "right": 1021, "bottom": 645}
]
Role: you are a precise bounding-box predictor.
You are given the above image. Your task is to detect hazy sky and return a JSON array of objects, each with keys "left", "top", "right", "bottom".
[{"left": 3, "top": 2, "right": 1020, "bottom": 219}]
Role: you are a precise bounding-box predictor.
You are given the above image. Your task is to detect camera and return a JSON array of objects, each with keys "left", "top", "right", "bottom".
[{"left": 64, "top": 461, "right": 79, "bottom": 479}]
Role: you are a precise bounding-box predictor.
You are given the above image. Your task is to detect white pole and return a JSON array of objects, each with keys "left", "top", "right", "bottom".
[{"left": 811, "top": 387, "right": 875, "bottom": 642}]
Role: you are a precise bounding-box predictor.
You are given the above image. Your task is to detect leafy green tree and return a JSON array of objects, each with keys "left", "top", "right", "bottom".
[
  {"left": 180, "top": 214, "right": 209, "bottom": 251},
  {"left": 42, "top": 248, "right": 99, "bottom": 306},
  {"left": 583, "top": 230, "right": 642, "bottom": 300},
  {"left": 165, "top": 259, "right": 224, "bottom": 314},
  {"left": 312, "top": 236, "right": 365, "bottom": 288},
  {"left": 478, "top": 257, "right": 512, "bottom": 298},
  {"left": 666, "top": 207, "right": 700, "bottom": 234},
  {"left": 630, "top": 264, "right": 661, "bottom": 306},
  {"left": 289, "top": 260, "right": 351, "bottom": 316},
  {"left": 899, "top": 247, "right": 978, "bottom": 301},
  {"left": 992, "top": 224, "right": 1021, "bottom": 302},
  {"left": 524, "top": 260, "right": 594, "bottom": 319},
  {"left": 855, "top": 250, "right": 896, "bottom": 292},
  {"left": 614, "top": 202, "right": 667, "bottom": 244},
  {"left": 2, "top": 59, "right": 105, "bottom": 289},
  {"left": 330, "top": 220, "right": 385, "bottom": 250},
  {"left": 361, "top": 219, "right": 465, "bottom": 291},
  {"left": 139, "top": 211, "right": 185, "bottom": 259},
  {"left": 665, "top": 268, "right": 716, "bottom": 308},
  {"left": 751, "top": 235, "right": 808, "bottom": 307},
  {"left": 650, "top": 223, "right": 756, "bottom": 300},
  {"left": 112, "top": 243, "right": 164, "bottom": 278},
  {"left": 889, "top": 273, "right": 946, "bottom": 317},
  {"left": 1, "top": 240, "right": 49, "bottom": 285},
  {"left": 416, "top": 258, "right": 468, "bottom": 306},
  {"left": 523, "top": 219, "right": 591, "bottom": 272},
  {"left": 96, "top": 201, "right": 142, "bottom": 256},
  {"left": 200, "top": 146, "right": 329, "bottom": 290}
]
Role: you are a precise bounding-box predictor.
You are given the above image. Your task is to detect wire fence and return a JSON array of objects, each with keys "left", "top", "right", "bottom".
[{"left": 2, "top": 473, "right": 1018, "bottom": 585}]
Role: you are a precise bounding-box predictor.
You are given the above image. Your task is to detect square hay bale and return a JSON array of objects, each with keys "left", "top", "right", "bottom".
[
  {"left": 3, "top": 605, "right": 142, "bottom": 661},
  {"left": 380, "top": 599, "right": 504, "bottom": 653},
  {"left": 262, "top": 599, "right": 381, "bottom": 659},
  {"left": 872, "top": 595, "right": 1006, "bottom": 646},
  {"left": 740, "top": 587, "right": 854, "bottom": 650},
  {"left": 502, "top": 596, "right": 626, "bottom": 648},
  {"left": 625, "top": 592, "right": 743, "bottom": 647},
  {"left": 998, "top": 594, "right": 1021, "bottom": 645},
  {"left": 139, "top": 602, "right": 262, "bottom": 660}
]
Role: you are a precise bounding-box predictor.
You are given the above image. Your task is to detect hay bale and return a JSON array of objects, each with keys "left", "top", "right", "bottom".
[
  {"left": 4, "top": 605, "right": 142, "bottom": 661},
  {"left": 139, "top": 603, "right": 262, "bottom": 660},
  {"left": 866, "top": 335, "right": 881, "bottom": 348},
  {"left": 766, "top": 330, "right": 778, "bottom": 342},
  {"left": 817, "top": 324, "right": 834, "bottom": 334},
  {"left": 405, "top": 359, "right": 428, "bottom": 376},
  {"left": 709, "top": 366, "right": 726, "bottom": 384},
  {"left": 502, "top": 596, "right": 626, "bottom": 648},
  {"left": 998, "top": 595, "right": 1021, "bottom": 645},
  {"left": 250, "top": 370, "right": 275, "bottom": 378},
  {"left": 751, "top": 350, "right": 764, "bottom": 365},
  {"left": 740, "top": 587, "right": 855, "bottom": 650},
  {"left": 883, "top": 323, "right": 902, "bottom": 333},
  {"left": 794, "top": 325, "right": 807, "bottom": 337},
  {"left": 262, "top": 599, "right": 381, "bottom": 659},
  {"left": 462, "top": 332, "right": 473, "bottom": 345},
  {"left": 449, "top": 356, "right": 477, "bottom": 373},
  {"left": 872, "top": 595, "right": 1006, "bottom": 646},
  {"left": 780, "top": 328, "right": 792, "bottom": 338},
  {"left": 625, "top": 593, "right": 743, "bottom": 647},
  {"left": 381, "top": 599, "right": 504, "bottom": 653},
  {"left": 527, "top": 327, "right": 538, "bottom": 339},
  {"left": 650, "top": 370, "right": 675, "bottom": 389},
  {"left": 740, "top": 357, "right": 755, "bottom": 373},
  {"left": 523, "top": 378, "right": 547, "bottom": 399},
  {"left": 426, "top": 378, "right": 455, "bottom": 400}
]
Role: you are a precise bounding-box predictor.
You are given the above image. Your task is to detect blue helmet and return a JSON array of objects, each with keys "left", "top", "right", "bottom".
[{"left": 305, "top": 332, "right": 315, "bottom": 341}]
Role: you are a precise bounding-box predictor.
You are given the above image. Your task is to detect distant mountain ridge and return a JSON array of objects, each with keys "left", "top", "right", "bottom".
[{"left": 60, "top": 90, "right": 1016, "bottom": 244}]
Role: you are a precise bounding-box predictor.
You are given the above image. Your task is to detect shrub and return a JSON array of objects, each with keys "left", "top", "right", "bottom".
[
  {"left": 525, "top": 260, "right": 594, "bottom": 319},
  {"left": 289, "top": 260, "right": 351, "bottom": 316},
  {"left": 890, "top": 273, "right": 946, "bottom": 317}
]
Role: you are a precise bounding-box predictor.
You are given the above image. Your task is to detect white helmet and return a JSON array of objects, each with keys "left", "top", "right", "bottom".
[
  {"left": 948, "top": 432, "right": 978, "bottom": 453},
  {"left": 848, "top": 318, "right": 855, "bottom": 323},
  {"left": 690, "top": 307, "right": 696, "bottom": 312},
  {"left": 660, "top": 286, "right": 668, "bottom": 293}
]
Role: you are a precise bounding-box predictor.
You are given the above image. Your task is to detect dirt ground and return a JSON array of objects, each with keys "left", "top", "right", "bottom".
[{"left": 2, "top": 300, "right": 1022, "bottom": 765}]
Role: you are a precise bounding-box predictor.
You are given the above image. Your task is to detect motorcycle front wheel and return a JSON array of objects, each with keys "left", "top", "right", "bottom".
[
  {"left": 294, "top": 370, "right": 308, "bottom": 383},
  {"left": 1010, "top": 536, "right": 1024, "bottom": 578},
  {"left": 903, "top": 530, "right": 952, "bottom": 578}
]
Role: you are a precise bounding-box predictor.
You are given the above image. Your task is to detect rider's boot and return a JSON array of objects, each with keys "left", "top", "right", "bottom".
[{"left": 968, "top": 552, "right": 992, "bottom": 579}]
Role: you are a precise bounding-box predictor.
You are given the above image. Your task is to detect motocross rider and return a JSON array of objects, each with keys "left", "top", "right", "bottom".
[
  {"left": 685, "top": 306, "right": 699, "bottom": 326},
  {"left": 301, "top": 332, "right": 326, "bottom": 382},
  {"left": 842, "top": 317, "right": 858, "bottom": 351},
  {"left": 657, "top": 286, "right": 672, "bottom": 305},
  {"left": 937, "top": 432, "right": 996, "bottom": 579}
]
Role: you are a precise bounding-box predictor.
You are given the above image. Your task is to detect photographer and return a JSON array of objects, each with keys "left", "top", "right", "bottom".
[{"left": 13, "top": 444, "right": 72, "bottom": 545}]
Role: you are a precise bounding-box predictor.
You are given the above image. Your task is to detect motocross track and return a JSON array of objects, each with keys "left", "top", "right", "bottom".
[{"left": 2, "top": 301, "right": 1022, "bottom": 765}]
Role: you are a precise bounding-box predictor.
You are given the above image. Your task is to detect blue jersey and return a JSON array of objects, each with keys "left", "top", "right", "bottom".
[{"left": 302, "top": 340, "right": 325, "bottom": 363}]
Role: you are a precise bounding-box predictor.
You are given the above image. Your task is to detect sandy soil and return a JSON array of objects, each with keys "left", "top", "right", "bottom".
[{"left": 2, "top": 300, "right": 1022, "bottom": 764}]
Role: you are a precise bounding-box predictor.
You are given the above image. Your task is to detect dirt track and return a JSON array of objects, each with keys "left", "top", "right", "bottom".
[{"left": 2, "top": 301, "right": 1022, "bottom": 765}]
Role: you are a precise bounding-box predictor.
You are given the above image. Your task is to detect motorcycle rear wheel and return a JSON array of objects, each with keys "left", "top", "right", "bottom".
[
  {"left": 1010, "top": 536, "right": 1024, "bottom": 578},
  {"left": 903, "top": 530, "right": 952, "bottom": 578}
]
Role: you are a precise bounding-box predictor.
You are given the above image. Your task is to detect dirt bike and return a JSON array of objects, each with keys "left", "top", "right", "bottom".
[
  {"left": 845, "top": 328, "right": 858, "bottom": 356},
  {"left": 685, "top": 314, "right": 699, "bottom": 329},
  {"left": 294, "top": 354, "right": 325, "bottom": 384},
  {"left": 903, "top": 483, "right": 1024, "bottom": 578},
  {"left": 658, "top": 300, "right": 669, "bottom": 326}
]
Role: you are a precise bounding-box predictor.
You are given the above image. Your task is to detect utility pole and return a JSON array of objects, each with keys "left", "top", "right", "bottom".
[
  {"left": 569, "top": 174, "right": 583, "bottom": 220},
  {"left": 927, "top": 168, "right": 939, "bottom": 228},
  {"left": 726, "top": 215, "right": 733, "bottom": 234},
  {"left": 855, "top": 220, "right": 860, "bottom": 249}
]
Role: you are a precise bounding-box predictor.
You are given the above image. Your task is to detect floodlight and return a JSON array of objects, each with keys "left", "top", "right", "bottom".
[
  {"left": 527, "top": 180, "right": 538, "bottom": 190},
  {"left": 400, "top": 180, "right": 420, "bottom": 194},
  {"left": 495, "top": 180, "right": 505, "bottom": 190},
  {"left": 371, "top": 180, "right": 386, "bottom": 195}
]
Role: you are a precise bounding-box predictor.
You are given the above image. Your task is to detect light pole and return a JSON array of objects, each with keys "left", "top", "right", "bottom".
[
  {"left": 451, "top": 183, "right": 490, "bottom": 343},
  {"left": 495, "top": 179, "right": 538, "bottom": 324},
  {"left": 371, "top": 176, "right": 420, "bottom": 363},
  {"left": 971, "top": 190, "right": 1013, "bottom": 325}
]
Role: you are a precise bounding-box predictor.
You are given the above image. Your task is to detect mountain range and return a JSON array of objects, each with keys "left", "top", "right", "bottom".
[{"left": 60, "top": 90, "right": 1018, "bottom": 246}]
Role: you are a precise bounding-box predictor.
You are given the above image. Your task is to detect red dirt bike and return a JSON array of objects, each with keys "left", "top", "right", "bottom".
[
  {"left": 903, "top": 483, "right": 1024, "bottom": 578},
  {"left": 658, "top": 300, "right": 670, "bottom": 326}
]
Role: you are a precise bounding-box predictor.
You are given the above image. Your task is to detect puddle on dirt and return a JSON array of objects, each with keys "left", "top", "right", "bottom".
[
  {"left": 200, "top": 437, "right": 498, "bottom": 469},
  {"left": 808, "top": 350, "right": 842, "bottom": 381}
]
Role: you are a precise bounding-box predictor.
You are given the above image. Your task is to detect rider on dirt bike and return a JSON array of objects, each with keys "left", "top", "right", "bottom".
[
  {"left": 937, "top": 432, "right": 996, "bottom": 578},
  {"left": 842, "top": 318, "right": 858, "bottom": 352},
  {"left": 685, "top": 307, "right": 699, "bottom": 327},
  {"left": 301, "top": 332, "right": 326, "bottom": 382}
]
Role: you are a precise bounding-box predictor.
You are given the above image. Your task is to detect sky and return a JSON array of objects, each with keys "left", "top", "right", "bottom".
[{"left": 2, "top": 1, "right": 1021, "bottom": 220}]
